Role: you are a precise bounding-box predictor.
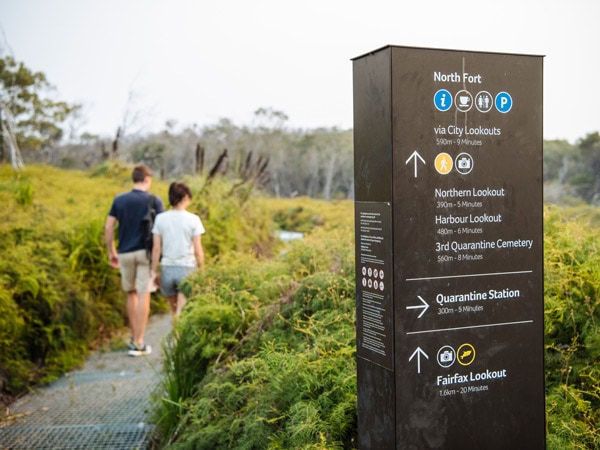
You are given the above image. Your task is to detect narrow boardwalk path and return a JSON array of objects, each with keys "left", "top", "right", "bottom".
[{"left": 0, "top": 313, "right": 172, "bottom": 450}]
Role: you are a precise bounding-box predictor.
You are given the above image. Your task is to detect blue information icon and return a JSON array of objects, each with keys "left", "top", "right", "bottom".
[
  {"left": 495, "top": 91, "right": 513, "bottom": 113},
  {"left": 434, "top": 89, "right": 452, "bottom": 111}
]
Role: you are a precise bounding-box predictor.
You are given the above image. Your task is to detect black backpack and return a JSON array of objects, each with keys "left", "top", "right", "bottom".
[{"left": 142, "top": 195, "right": 158, "bottom": 260}]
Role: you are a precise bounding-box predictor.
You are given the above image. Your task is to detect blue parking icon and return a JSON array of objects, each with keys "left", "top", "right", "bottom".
[
  {"left": 495, "top": 92, "right": 513, "bottom": 113},
  {"left": 434, "top": 89, "right": 452, "bottom": 111}
]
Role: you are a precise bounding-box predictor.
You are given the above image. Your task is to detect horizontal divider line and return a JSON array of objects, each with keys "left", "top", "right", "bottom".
[
  {"left": 406, "top": 270, "right": 533, "bottom": 281},
  {"left": 406, "top": 319, "right": 534, "bottom": 335}
]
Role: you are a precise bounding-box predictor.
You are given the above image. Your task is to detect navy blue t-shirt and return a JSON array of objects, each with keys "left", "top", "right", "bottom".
[{"left": 108, "top": 189, "right": 165, "bottom": 253}]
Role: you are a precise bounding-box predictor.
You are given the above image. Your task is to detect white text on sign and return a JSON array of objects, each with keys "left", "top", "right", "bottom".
[{"left": 434, "top": 71, "right": 483, "bottom": 83}]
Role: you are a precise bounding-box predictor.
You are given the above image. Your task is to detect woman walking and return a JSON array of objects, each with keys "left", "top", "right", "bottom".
[{"left": 151, "top": 182, "right": 205, "bottom": 321}]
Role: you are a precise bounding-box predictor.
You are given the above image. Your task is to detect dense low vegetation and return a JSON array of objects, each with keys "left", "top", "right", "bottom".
[
  {"left": 1, "top": 165, "right": 598, "bottom": 448},
  {"left": 152, "top": 198, "right": 355, "bottom": 449},
  {"left": 544, "top": 206, "right": 600, "bottom": 448},
  {"left": 2, "top": 54, "right": 598, "bottom": 448},
  {"left": 0, "top": 161, "right": 275, "bottom": 404},
  {"left": 0, "top": 164, "right": 130, "bottom": 401},
  {"left": 153, "top": 200, "right": 599, "bottom": 449}
]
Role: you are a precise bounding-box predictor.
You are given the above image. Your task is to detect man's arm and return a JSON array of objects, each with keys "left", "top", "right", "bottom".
[{"left": 104, "top": 215, "right": 119, "bottom": 268}]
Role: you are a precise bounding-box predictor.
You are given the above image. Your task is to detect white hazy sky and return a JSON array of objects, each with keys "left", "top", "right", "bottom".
[{"left": 1, "top": 0, "right": 598, "bottom": 142}]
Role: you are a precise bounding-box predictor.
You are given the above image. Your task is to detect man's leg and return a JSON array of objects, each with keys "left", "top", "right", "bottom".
[
  {"left": 130, "top": 250, "right": 154, "bottom": 349},
  {"left": 128, "top": 289, "right": 150, "bottom": 348},
  {"left": 120, "top": 250, "right": 152, "bottom": 353},
  {"left": 127, "top": 291, "right": 138, "bottom": 341},
  {"left": 135, "top": 290, "right": 151, "bottom": 348}
]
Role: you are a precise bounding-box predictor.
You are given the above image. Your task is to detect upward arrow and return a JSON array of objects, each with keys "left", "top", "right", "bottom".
[
  {"left": 409, "top": 347, "right": 429, "bottom": 374},
  {"left": 405, "top": 150, "right": 426, "bottom": 177}
]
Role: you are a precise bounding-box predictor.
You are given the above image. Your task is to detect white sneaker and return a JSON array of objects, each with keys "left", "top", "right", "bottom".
[{"left": 128, "top": 344, "right": 152, "bottom": 356}]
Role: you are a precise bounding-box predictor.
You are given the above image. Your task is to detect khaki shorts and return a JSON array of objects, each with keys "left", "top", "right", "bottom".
[{"left": 118, "top": 249, "right": 156, "bottom": 293}]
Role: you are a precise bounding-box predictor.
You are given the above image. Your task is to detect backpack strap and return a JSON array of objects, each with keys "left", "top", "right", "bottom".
[{"left": 144, "top": 195, "right": 157, "bottom": 261}]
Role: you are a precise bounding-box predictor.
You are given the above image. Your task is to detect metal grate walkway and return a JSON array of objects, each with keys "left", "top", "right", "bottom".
[{"left": 0, "top": 313, "right": 172, "bottom": 450}]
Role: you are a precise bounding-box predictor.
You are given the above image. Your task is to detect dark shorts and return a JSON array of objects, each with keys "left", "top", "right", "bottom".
[{"left": 160, "top": 265, "right": 196, "bottom": 297}]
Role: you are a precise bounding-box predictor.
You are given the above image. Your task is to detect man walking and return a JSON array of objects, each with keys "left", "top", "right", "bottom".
[{"left": 105, "top": 165, "right": 165, "bottom": 356}]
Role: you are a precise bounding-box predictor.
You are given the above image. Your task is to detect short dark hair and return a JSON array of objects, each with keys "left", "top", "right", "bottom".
[
  {"left": 169, "top": 182, "right": 192, "bottom": 206},
  {"left": 132, "top": 165, "right": 152, "bottom": 183}
]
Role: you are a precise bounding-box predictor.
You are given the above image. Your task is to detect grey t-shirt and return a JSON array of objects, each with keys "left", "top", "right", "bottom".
[{"left": 152, "top": 209, "right": 205, "bottom": 267}]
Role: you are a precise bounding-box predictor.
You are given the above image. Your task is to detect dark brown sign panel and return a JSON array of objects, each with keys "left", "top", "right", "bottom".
[{"left": 353, "top": 46, "right": 545, "bottom": 449}]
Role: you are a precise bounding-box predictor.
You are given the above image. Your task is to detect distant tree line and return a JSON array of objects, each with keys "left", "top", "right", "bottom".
[
  {"left": 53, "top": 125, "right": 600, "bottom": 204},
  {"left": 0, "top": 55, "right": 353, "bottom": 200},
  {"left": 2, "top": 54, "right": 599, "bottom": 203},
  {"left": 57, "top": 108, "right": 354, "bottom": 200},
  {"left": 543, "top": 132, "right": 600, "bottom": 205}
]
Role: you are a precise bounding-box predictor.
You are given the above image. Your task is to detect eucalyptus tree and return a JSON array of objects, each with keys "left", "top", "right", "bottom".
[{"left": 0, "top": 55, "right": 80, "bottom": 163}]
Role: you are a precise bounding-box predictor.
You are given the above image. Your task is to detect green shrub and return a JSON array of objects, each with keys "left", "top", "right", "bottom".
[
  {"left": 155, "top": 201, "right": 599, "bottom": 450},
  {"left": 544, "top": 205, "right": 600, "bottom": 448},
  {"left": 0, "top": 164, "right": 275, "bottom": 398},
  {"left": 0, "top": 282, "right": 31, "bottom": 395},
  {"left": 3, "top": 164, "right": 598, "bottom": 448},
  {"left": 186, "top": 178, "right": 278, "bottom": 258},
  {"left": 0, "top": 164, "right": 164, "bottom": 398},
  {"left": 154, "top": 220, "right": 357, "bottom": 448},
  {"left": 13, "top": 175, "right": 34, "bottom": 206},
  {"left": 272, "top": 204, "right": 324, "bottom": 233}
]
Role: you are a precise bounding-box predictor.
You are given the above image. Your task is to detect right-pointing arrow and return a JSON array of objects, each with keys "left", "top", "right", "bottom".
[{"left": 406, "top": 295, "right": 430, "bottom": 318}]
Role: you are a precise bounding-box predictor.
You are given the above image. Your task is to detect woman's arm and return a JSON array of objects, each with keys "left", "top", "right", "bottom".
[{"left": 193, "top": 234, "right": 205, "bottom": 274}]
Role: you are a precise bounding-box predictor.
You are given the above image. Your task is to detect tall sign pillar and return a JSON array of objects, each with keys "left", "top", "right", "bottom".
[{"left": 353, "top": 46, "right": 545, "bottom": 449}]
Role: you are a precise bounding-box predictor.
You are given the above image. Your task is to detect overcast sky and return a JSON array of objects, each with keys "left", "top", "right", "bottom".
[{"left": 1, "top": 0, "right": 598, "bottom": 142}]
